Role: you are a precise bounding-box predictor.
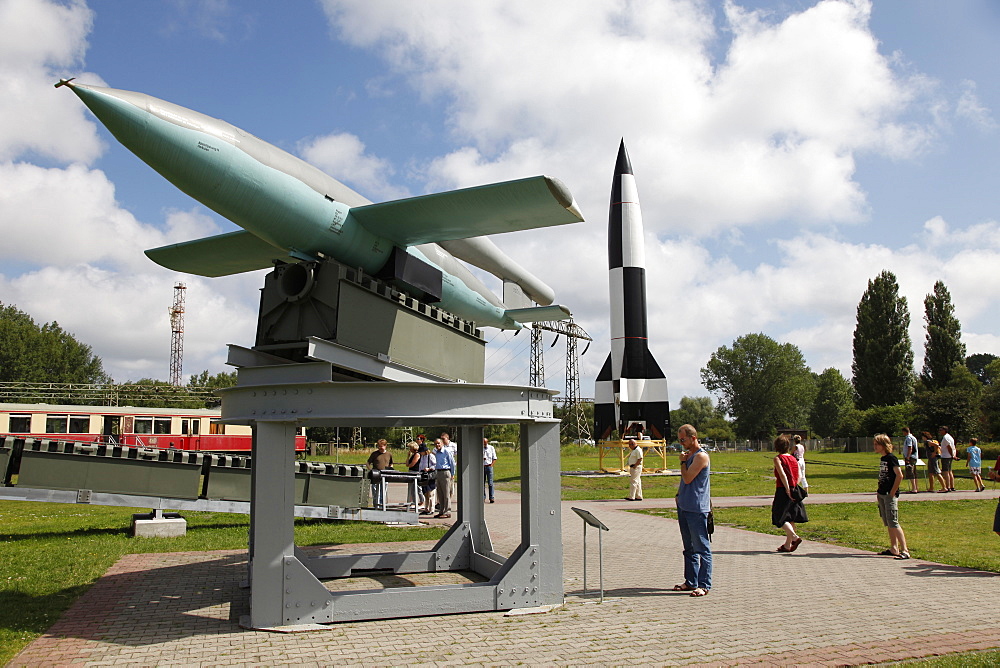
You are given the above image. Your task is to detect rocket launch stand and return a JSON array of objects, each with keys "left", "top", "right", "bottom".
[
  {"left": 223, "top": 369, "right": 563, "bottom": 629},
  {"left": 222, "top": 258, "right": 564, "bottom": 629}
]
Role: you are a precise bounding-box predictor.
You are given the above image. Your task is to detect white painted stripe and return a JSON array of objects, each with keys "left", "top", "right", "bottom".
[
  {"left": 618, "top": 377, "right": 670, "bottom": 403},
  {"left": 595, "top": 380, "right": 615, "bottom": 403},
  {"left": 619, "top": 175, "right": 645, "bottom": 268}
]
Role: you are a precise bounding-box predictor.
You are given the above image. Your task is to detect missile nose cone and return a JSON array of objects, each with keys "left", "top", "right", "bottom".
[{"left": 615, "top": 139, "right": 633, "bottom": 176}]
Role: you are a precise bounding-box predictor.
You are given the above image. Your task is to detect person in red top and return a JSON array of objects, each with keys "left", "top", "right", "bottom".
[{"left": 772, "top": 434, "right": 807, "bottom": 553}]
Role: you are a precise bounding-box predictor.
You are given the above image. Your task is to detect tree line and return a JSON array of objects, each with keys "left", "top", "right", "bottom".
[
  {"left": 0, "top": 302, "right": 236, "bottom": 408},
  {"left": 694, "top": 271, "right": 999, "bottom": 441}
]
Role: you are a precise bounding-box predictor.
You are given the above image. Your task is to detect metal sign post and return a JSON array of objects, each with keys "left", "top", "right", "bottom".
[{"left": 571, "top": 507, "right": 609, "bottom": 603}]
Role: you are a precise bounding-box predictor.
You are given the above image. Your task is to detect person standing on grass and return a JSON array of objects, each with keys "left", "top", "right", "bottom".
[
  {"left": 624, "top": 438, "right": 644, "bottom": 501},
  {"left": 483, "top": 438, "right": 498, "bottom": 503},
  {"left": 939, "top": 425, "right": 957, "bottom": 491},
  {"left": 924, "top": 434, "right": 945, "bottom": 493},
  {"left": 792, "top": 434, "right": 808, "bottom": 489},
  {"left": 433, "top": 437, "right": 455, "bottom": 519},
  {"left": 772, "top": 435, "right": 806, "bottom": 553},
  {"left": 874, "top": 433, "right": 910, "bottom": 559},
  {"left": 901, "top": 427, "right": 919, "bottom": 494},
  {"left": 366, "top": 439, "right": 393, "bottom": 508},
  {"left": 673, "top": 424, "right": 711, "bottom": 597},
  {"left": 966, "top": 438, "right": 984, "bottom": 492}
]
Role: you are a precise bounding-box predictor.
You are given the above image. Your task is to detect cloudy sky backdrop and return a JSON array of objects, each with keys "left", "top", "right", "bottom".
[{"left": 2, "top": 0, "right": 999, "bottom": 404}]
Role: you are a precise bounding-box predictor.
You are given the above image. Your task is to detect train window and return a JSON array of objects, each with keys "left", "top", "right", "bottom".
[
  {"left": 9, "top": 415, "right": 31, "bottom": 433},
  {"left": 69, "top": 415, "right": 89, "bottom": 433},
  {"left": 46, "top": 415, "right": 68, "bottom": 433},
  {"left": 192, "top": 419, "right": 200, "bottom": 435},
  {"left": 154, "top": 418, "right": 171, "bottom": 434},
  {"left": 134, "top": 417, "right": 153, "bottom": 434},
  {"left": 210, "top": 419, "right": 223, "bottom": 434}
]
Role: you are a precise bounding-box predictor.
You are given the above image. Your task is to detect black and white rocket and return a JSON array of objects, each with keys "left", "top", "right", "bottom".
[{"left": 594, "top": 140, "right": 671, "bottom": 440}]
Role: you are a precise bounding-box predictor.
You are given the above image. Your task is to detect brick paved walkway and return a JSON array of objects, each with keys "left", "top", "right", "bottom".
[{"left": 10, "top": 490, "right": 1000, "bottom": 667}]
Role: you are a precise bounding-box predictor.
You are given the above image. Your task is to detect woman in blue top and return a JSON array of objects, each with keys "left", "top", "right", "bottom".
[{"left": 674, "top": 424, "right": 712, "bottom": 597}]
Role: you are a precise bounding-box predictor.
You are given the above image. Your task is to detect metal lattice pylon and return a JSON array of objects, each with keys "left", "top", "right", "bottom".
[
  {"left": 529, "top": 324, "right": 545, "bottom": 388},
  {"left": 169, "top": 283, "right": 186, "bottom": 386},
  {"left": 564, "top": 327, "right": 592, "bottom": 443}
]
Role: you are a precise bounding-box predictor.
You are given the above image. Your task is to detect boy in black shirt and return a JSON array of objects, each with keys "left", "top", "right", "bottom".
[{"left": 874, "top": 434, "right": 910, "bottom": 559}]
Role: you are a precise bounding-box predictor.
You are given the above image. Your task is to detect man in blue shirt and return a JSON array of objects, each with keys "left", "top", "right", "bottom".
[
  {"left": 675, "top": 424, "right": 712, "bottom": 597},
  {"left": 901, "top": 427, "right": 919, "bottom": 494},
  {"left": 433, "top": 438, "right": 455, "bottom": 519}
]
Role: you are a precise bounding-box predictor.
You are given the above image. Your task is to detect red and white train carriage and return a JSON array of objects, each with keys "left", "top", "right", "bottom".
[{"left": 0, "top": 402, "right": 306, "bottom": 452}]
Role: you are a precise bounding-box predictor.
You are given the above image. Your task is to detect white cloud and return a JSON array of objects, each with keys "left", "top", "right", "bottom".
[
  {"left": 0, "top": 0, "right": 102, "bottom": 163},
  {"left": 298, "top": 132, "right": 409, "bottom": 201},
  {"left": 320, "top": 0, "right": 937, "bottom": 233},
  {"left": 955, "top": 79, "right": 997, "bottom": 131}
]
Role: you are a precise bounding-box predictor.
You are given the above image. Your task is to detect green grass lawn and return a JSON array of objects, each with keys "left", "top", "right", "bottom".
[
  {"left": 0, "top": 501, "right": 445, "bottom": 665},
  {"left": 1, "top": 446, "right": 993, "bottom": 665},
  {"left": 639, "top": 499, "right": 1000, "bottom": 572}
]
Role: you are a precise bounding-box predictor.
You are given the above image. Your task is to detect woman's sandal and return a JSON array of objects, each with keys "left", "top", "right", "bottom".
[
  {"left": 777, "top": 545, "right": 791, "bottom": 552},
  {"left": 878, "top": 549, "right": 897, "bottom": 556},
  {"left": 672, "top": 583, "right": 696, "bottom": 591},
  {"left": 790, "top": 537, "right": 802, "bottom": 552},
  {"left": 894, "top": 551, "right": 911, "bottom": 560},
  {"left": 689, "top": 588, "right": 709, "bottom": 597}
]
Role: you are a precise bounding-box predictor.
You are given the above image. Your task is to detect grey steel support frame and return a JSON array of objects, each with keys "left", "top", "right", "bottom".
[{"left": 220, "top": 361, "right": 563, "bottom": 628}]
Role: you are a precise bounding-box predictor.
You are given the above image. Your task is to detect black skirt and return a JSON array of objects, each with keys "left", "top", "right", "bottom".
[{"left": 772, "top": 488, "right": 808, "bottom": 526}]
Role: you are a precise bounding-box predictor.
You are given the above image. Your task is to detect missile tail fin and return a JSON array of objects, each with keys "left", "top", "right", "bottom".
[
  {"left": 146, "top": 230, "right": 296, "bottom": 277},
  {"left": 504, "top": 304, "right": 571, "bottom": 324}
]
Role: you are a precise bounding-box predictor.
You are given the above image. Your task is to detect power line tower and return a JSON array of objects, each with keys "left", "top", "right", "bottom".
[
  {"left": 169, "top": 282, "right": 186, "bottom": 386},
  {"left": 529, "top": 319, "right": 592, "bottom": 441},
  {"left": 529, "top": 325, "right": 545, "bottom": 387},
  {"left": 564, "top": 322, "right": 592, "bottom": 443}
]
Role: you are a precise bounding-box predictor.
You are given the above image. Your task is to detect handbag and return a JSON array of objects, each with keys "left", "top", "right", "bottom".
[
  {"left": 791, "top": 484, "right": 808, "bottom": 501},
  {"left": 707, "top": 505, "right": 715, "bottom": 540}
]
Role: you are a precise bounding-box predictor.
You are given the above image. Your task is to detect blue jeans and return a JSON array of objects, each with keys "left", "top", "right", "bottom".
[
  {"left": 677, "top": 509, "right": 712, "bottom": 591},
  {"left": 484, "top": 465, "right": 495, "bottom": 500}
]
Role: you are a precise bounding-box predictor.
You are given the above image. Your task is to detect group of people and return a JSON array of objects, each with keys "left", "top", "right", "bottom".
[
  {"left": 902, "top": 426, "right": 987, "bottom": 494},
  {"left": 366, "top": 431, "right": 500, "bottom": 519},
  {"left": 669, "top": 423, "right": 990, "bottom": 599}
]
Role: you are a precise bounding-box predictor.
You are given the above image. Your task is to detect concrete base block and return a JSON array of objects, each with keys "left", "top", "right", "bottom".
[{"left": 132, "top": 515, "right": 187, "bottom": 538}]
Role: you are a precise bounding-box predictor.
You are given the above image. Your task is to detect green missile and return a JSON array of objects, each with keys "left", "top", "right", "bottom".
[{"left": 57, "top": 78, "right": 584, "bottom": 329}]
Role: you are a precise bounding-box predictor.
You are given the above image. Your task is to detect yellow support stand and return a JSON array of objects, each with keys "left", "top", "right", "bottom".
[{"left": 597, "top": 439, "right": 670, "bottom": 473}]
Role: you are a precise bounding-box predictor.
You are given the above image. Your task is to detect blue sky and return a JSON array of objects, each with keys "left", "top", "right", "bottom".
[{"left": 2, "top": 0, "right": 999, "bottom": 406}]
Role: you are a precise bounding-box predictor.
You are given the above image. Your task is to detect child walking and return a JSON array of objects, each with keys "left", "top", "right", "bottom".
[
  {"left": 967, "top": 438, "right": 985, "bottom": 492},
  {"left": 874, "top": 434, "right": 909, "bottom": 559}
]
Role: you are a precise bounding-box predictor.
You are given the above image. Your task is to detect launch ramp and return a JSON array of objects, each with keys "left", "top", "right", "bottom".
[{"left": 221, "top": 365, "right": 563, "bottom": 629}]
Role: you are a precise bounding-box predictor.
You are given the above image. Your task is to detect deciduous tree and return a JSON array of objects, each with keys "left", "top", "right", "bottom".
[
  {"left": 701, "top": 333, "right": 815, "bottom": 440},
  {"left": 0, "top": 303, "right": 109, "bottom": 390},
  {"left": 809, "top": 368, "right": 855, "bottom": 437}
]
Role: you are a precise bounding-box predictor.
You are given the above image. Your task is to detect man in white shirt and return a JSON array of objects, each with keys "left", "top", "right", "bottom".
[
  {"left": 483, "top": 438, "right": 498, "bottom": 503},
  {"left": 902, "top": 427, "right": 919, "bottom": 493},
  {"left": 442, "top": 431, "right": 458, "bottom": 510},
  {"left": 939, "top": 426, "right": 957, "bottom": 492},
  {"left": 624, "top": 439, "right": 644, "bottom": 501}
]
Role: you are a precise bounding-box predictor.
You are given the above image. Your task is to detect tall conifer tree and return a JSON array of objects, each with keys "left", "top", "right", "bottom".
[
  {"left": 921, "top": 280, "right": 966, "bottom": 389},
  {"left": 852, "top": 270, "right": 914, "bottom": 408}
]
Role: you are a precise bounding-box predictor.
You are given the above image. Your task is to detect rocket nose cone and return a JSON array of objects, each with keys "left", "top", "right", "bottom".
[
  {"left": 615, "top": 139, "right": 633, "bottom": 176},
  {"left": 57, "top": 81, "right": 151, "bottom": 145}
]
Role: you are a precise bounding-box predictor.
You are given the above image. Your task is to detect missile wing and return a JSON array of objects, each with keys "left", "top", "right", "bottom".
[{"left": 57, "top": 78, "right": 583, "bottom": 329}]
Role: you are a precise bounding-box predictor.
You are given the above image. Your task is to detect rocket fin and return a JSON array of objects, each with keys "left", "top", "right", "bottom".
[
  {"left": 146, "top": 230, "right": 297, "bottom": 277},
  {"left": 349, "top": 176, "right": 583, "bottom": 246},
  {"left": 504, "top": 304, "right": 572, "bottom": 323},
  {"left": 502, "top": 281, "right": 532, "bottom": 309}
]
